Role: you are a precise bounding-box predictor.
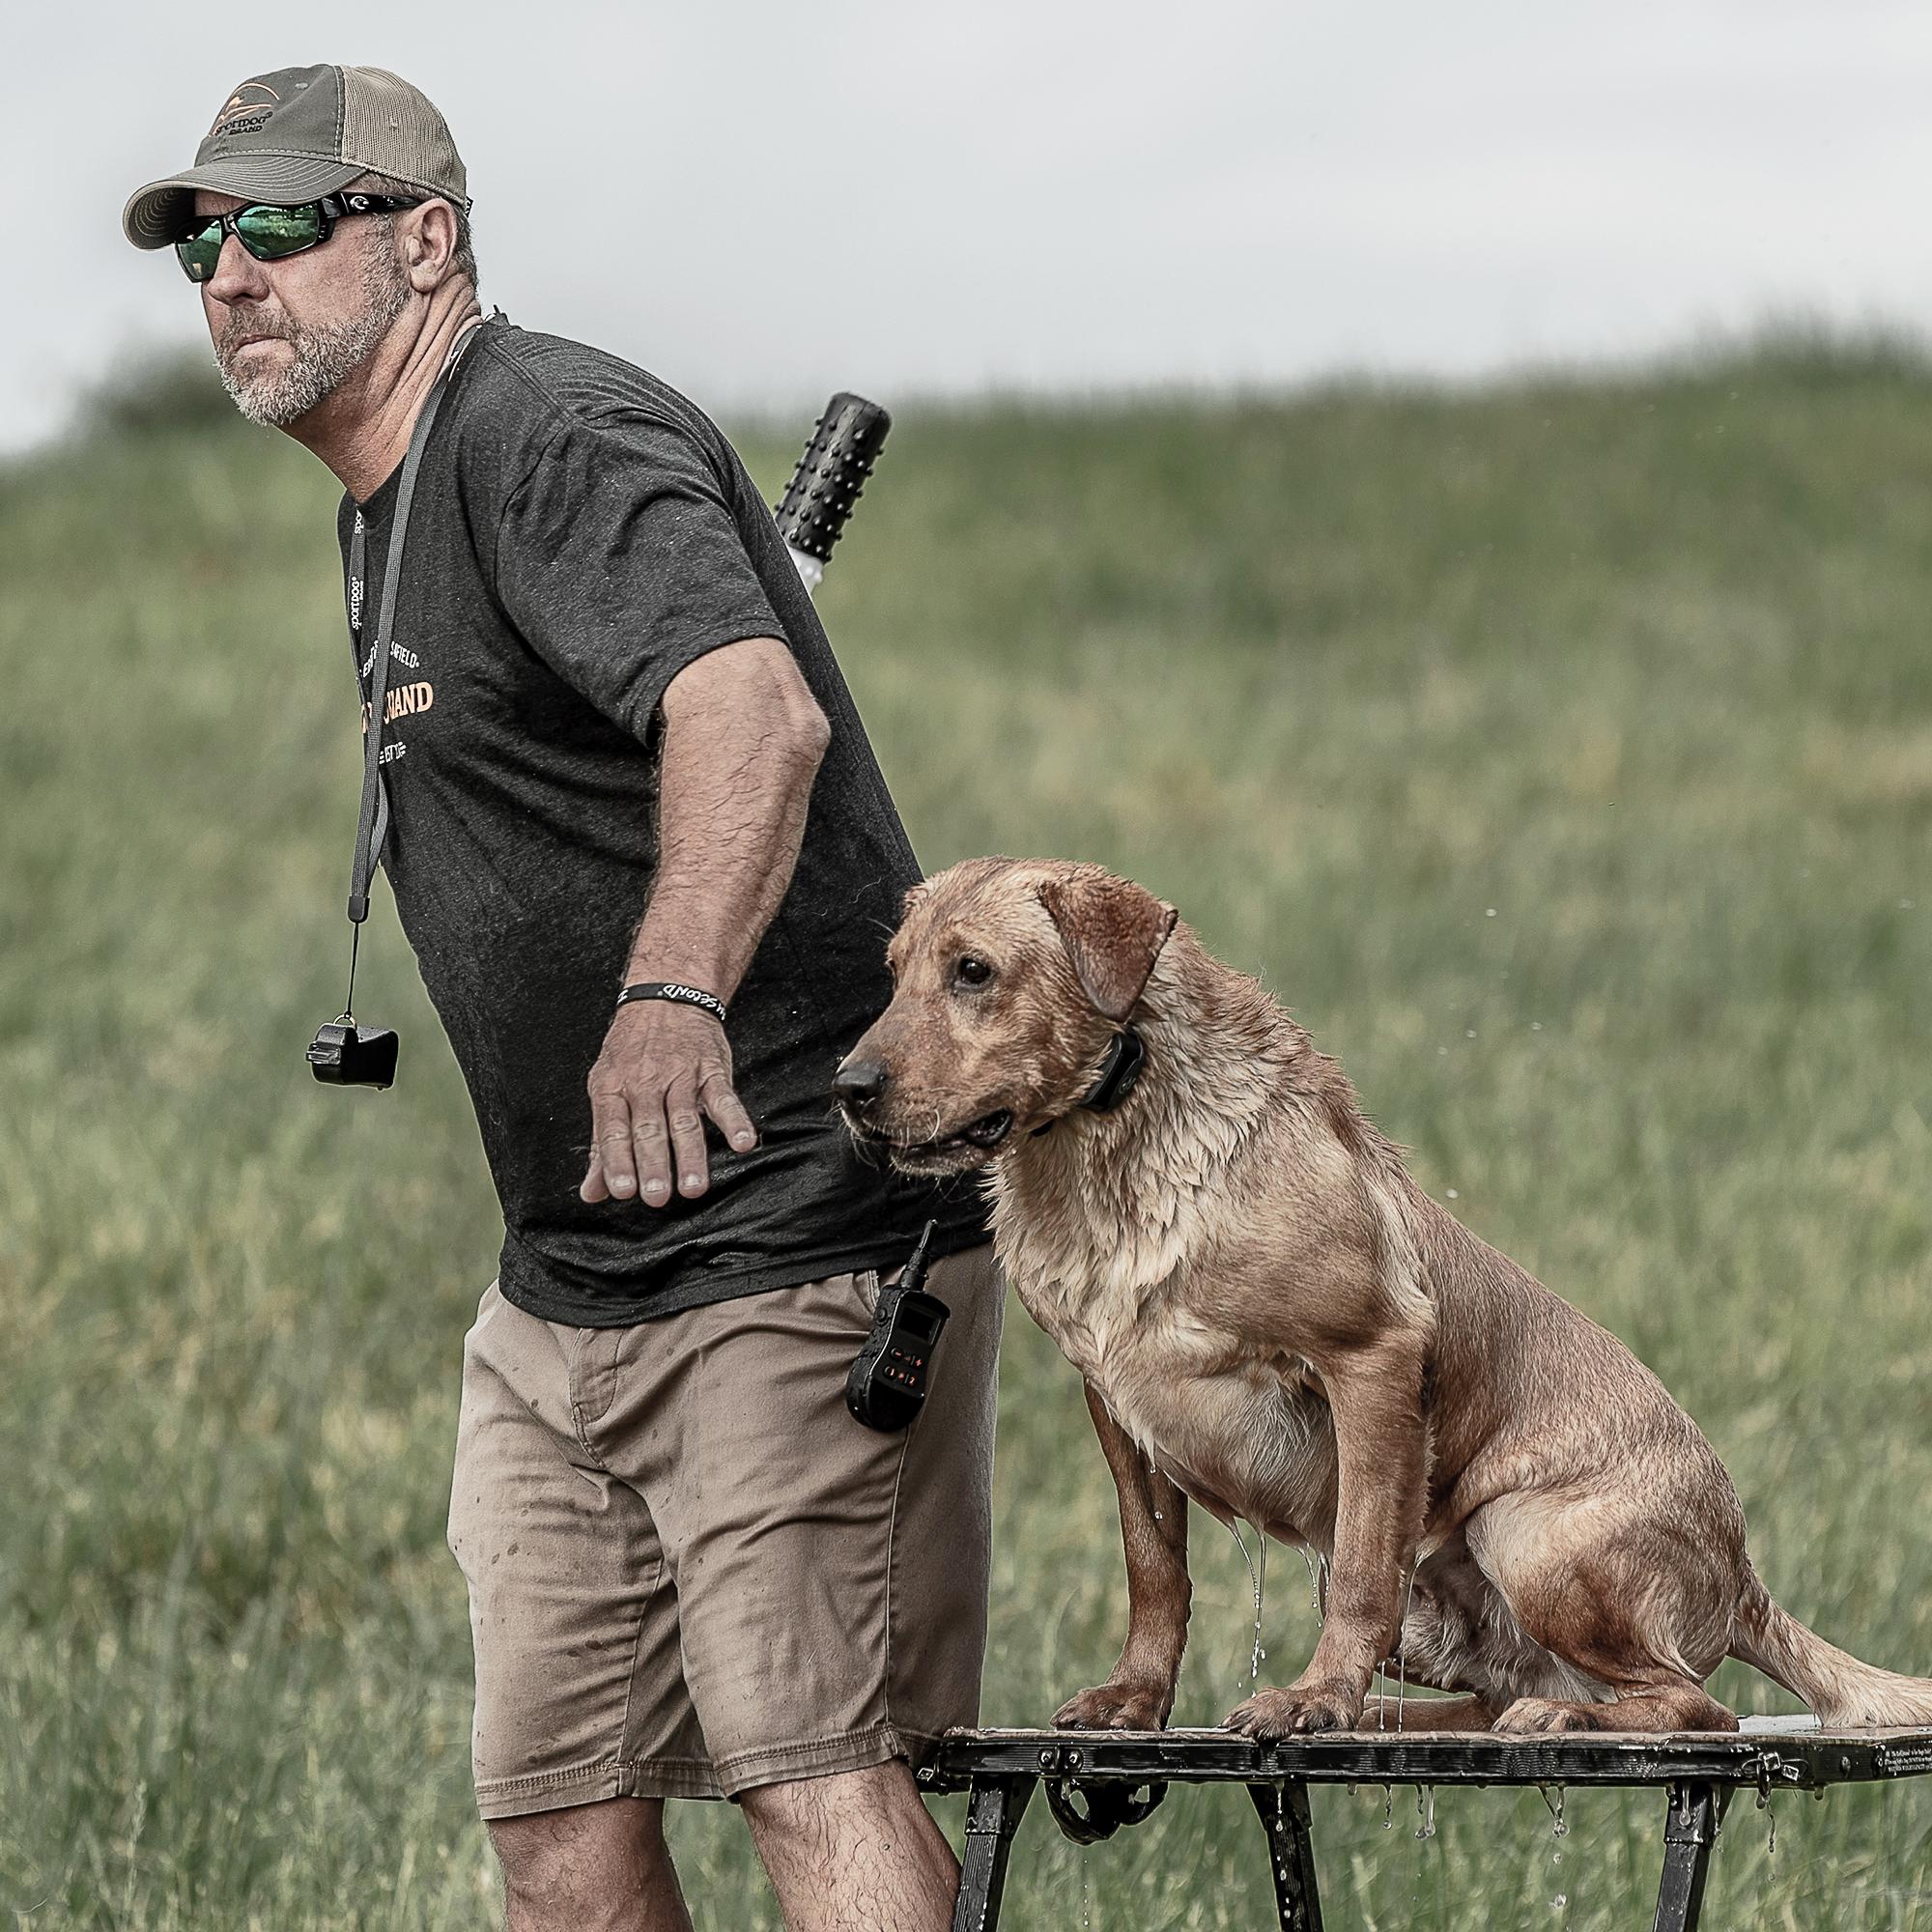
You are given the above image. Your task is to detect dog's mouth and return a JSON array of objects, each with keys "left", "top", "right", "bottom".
[{"left": 843, "top": 1106, "right": 1014, "bottom": 1169}]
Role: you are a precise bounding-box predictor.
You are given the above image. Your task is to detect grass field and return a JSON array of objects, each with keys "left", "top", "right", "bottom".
[{"left": 3, "top": 335, "right": 1930, "bottom": 1929}]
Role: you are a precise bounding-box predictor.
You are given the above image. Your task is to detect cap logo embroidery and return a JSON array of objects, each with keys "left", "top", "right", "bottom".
[{"left": 210, "top": 80, "right": 281, "bottom": 139}]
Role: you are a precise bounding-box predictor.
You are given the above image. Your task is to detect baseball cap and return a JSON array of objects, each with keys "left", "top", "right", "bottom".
[{"left": 123, "top": 64, "right": 469, "bottom": 250}]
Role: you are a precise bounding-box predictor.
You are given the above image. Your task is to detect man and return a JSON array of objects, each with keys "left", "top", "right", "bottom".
[{"left": 123, "top": 66, "right": 999, "bottom": 1932}]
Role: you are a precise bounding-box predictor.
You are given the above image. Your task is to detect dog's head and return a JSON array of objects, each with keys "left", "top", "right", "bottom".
[{"left": 834, "top": 857, "right": 1178, "bottom": 1176}]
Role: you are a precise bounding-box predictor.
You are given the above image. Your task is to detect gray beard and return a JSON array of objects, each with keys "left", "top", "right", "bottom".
[{"left": 215, "top": 239, "right": 412, "bottom": 428}]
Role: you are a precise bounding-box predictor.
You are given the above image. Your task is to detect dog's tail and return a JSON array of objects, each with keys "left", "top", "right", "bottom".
[{"left": 1730, "top": 1571, "right": 1932, "bottom": 1727}]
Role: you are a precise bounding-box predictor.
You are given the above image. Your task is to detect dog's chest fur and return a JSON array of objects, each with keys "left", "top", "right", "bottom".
[{"left": 987, "top": 1054, "right": 1344, "bottom": 1543}]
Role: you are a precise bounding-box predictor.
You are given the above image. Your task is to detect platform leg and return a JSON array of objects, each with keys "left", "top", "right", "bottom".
[
  {"left": 952, "top": 1774, "right": 1037, "bottom": 1932},
  {"left": 1248, "top": 1781, "right": 1323, "bottom": 1932},
  {"left": 1651, "top": 1781, "right": 1728, "bottom": 1932}
]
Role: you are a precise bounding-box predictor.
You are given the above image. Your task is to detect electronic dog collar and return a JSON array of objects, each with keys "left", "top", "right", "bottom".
[
  {"left": 1031, "top": 1026, "right": 1147, "bottom": 1137},
  {"left": 1078, "top": 1027, "right": 1146, "bottom": 1112}
]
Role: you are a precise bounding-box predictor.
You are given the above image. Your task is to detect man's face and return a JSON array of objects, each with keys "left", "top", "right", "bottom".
[{"left": 193, "top": 189, "right": 412, "bottom": 427}]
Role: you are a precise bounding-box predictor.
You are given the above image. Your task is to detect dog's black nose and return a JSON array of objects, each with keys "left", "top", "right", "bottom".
[{"left": 833, "top": 1058, "right": 890, "bottom": 1108}]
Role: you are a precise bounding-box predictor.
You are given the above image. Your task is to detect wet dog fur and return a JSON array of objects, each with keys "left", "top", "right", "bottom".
[{"left": 835, "top": 856, "right": 1932, "bottom": 1737}]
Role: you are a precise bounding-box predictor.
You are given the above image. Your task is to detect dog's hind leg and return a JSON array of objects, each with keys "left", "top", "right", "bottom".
[
  {"left": 1496, "top": 1677, "right": 1734, "bottom": 1735},
  {"left": 1467, "top": 1497, "right": 1741, "bottom": 1735},
  {"left": 1054, "top": 1381, "right": 1192, "bottom": 1731}
]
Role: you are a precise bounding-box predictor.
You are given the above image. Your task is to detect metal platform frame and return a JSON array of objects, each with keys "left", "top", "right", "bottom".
[{"left": 919, "top": 1722, "right": 1932, "bottom": 1931}]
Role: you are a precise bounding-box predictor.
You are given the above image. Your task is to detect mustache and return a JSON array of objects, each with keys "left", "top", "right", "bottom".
[{"left": 215, "top": 307, "right": 296, "bottom": 355}]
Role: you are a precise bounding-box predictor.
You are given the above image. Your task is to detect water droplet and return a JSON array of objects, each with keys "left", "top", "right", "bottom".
[
  {"left": 1446, "top": 1188, "right": 1460, "bottom": 1199},
  {"left": 1486, "top": 908, "right": 1497, "bottom": 917},
  {"left": 1382, "top": 1787, "right": 1395, "bottom": 1830},
  {"left": 1550, "top": 1893, "right": 1567, "bottom": 1912},
  {"left": 1415, "top": 1785, "right": 1437, "bottom": 1838},
  {"left": 1531, "top": 1021, "right": 1543, "bottom": 1030}
]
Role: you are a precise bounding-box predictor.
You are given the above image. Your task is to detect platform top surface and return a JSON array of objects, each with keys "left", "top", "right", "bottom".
[{"left": 924, "top": 1721, "right": 1932, "bottom": 1791}]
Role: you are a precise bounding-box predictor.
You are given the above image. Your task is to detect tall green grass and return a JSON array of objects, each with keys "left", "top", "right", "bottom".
[{"left": 4, "top": 338, "right": 1930, "bottom": 1927}]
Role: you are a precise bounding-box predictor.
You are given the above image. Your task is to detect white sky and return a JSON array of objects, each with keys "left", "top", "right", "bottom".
[{"left": 7, "top": 0, "right": 1931, "bottom": 450}]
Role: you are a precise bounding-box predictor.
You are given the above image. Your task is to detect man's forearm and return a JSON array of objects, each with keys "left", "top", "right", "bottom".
[{"left": 623, "top": 637, "right": 832, "bottom": 1000}]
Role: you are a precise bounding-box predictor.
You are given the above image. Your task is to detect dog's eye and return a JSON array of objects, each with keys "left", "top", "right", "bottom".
[{"left": 953, "top": 955, "right": 993, "bottom": 988}]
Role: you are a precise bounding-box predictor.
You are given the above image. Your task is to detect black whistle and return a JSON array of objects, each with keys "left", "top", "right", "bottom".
[
  {"left": 846, "top": 1219, "right": 950, "bottom": 1432},
  {"left": 307, "top": 1019, "right": 399, "bottom": 1090}
]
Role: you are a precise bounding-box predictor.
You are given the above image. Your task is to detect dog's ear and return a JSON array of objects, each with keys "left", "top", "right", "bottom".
[
  {"left": 899, "top": 879, "right": 933, "bottom": 923},
  {"left": 1037, "top": 872, "right": 1179, "bottom": 1022}
]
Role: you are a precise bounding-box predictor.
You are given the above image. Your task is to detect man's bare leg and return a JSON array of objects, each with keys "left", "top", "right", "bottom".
[
  {"left": 490, "top": 1797, "right": 693, "bottom": 1932},
  {"left": 738, "top": 1762, "right": 958, "bottom": 1932}
]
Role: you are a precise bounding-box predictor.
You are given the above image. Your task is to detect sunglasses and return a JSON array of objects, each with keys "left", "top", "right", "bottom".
[{"left": 174, "top": 191, "right": 426, "bottom": 283}]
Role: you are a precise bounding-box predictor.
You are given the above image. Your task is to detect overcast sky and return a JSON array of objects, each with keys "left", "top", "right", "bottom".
[{"left": 7, "top": 0, "right": 1930, "bottom": 450}]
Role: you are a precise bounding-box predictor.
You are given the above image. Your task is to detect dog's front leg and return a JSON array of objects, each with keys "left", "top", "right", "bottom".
[
  {"left": 1055, "top": 1380, "right": 1191, "bottom": 1730},
  {"left": 1227, "top": 1338, "right": 1427, "bottom": 1736}
]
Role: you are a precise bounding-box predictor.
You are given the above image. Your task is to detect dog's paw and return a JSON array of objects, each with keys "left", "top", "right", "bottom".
[
  {"left": 1054, "top": 1680, "right": 1172, "bottom": 1731},
  {"left": 1493, "top": 1696, "right": 1596, "bottom": 1734},
  {"left": 1224, "top": 1679, "right": 1364, "bottom": 1739}
]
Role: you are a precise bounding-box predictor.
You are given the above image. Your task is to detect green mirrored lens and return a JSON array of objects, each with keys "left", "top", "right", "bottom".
[
  {"left": 235, "top": 204, "right": 324, "bottom": 260},
  {"left": 175, "top": 221, "right": 224, "bottom": 283}
]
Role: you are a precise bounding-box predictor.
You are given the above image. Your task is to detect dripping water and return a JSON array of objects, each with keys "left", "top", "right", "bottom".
[
  {"left": 1391, "top": 1561, "right": 1419, "bottom": 1731},
  {"left": 1414, "top": 1785, "right": 1436, "bottom": 1839},
  {"left": 1225, "top": 1517, "right": 1268, "bottom": 1690},
  {"left": 1537, "top": 1785, "right": 1569, "bottom": 1838},
  {"left": 1298, "top": 1545, "right": 1323, "bottom": 1617}
]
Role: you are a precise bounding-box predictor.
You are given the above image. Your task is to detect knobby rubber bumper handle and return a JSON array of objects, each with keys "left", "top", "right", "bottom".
[{"left": 773, "top": 392, "right": 893, "bottom": 563}]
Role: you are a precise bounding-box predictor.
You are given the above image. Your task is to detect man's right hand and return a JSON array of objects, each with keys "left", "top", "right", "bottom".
[{"left": 580, "top": 999, "right": 757, "bottom": 1207}]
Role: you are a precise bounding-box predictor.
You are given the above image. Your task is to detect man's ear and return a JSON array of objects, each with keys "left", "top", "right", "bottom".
[
  {"left": 403, "top": 198, "right": 459, "bottom": 288},
  {"left": 1037, "top": 871, "right": 1178, "bottom": 1022}
]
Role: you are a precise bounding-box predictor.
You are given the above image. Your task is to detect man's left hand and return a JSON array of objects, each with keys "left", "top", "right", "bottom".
[{"left": 580, "top": 1000, "right": 757, "bottom": 1207}]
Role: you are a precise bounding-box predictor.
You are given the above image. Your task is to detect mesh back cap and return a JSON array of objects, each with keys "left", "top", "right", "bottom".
[{"left": 123, "top": 64, "right": 469, "bottom": 250}]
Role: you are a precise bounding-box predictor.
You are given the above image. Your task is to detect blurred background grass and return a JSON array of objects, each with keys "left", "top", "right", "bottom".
[{"left": 3, "top": 334, "right": 1929, "bottom": 1928}]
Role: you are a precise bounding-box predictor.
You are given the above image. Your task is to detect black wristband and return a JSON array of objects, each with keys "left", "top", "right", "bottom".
[{"left": 614, "top": 980, "right": 728, "bottom": 1025}]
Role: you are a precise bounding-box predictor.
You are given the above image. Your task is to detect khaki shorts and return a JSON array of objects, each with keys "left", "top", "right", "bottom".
[{"left": 446, "top": 1243, "right": 1002, "bottom": 1815}]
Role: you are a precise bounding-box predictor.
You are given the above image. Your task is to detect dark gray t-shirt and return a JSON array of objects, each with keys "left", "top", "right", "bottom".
[{"left": 336, "top": 319, "right": 988, "bottom": 1325}]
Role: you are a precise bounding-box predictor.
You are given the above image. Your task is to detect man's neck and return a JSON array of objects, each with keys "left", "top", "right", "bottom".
[{"left": 287, "top": 279, "right": 486, "bottom": 501}]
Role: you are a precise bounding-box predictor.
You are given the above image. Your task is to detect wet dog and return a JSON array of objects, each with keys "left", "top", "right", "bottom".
[{"left": 833, "top": 856, "right": 1932, "bottom": 1736}]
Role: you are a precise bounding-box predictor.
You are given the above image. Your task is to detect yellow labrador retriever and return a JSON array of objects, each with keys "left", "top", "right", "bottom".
[{"left": 833, "top": 856, "right": 1932, "bottom": 1736}]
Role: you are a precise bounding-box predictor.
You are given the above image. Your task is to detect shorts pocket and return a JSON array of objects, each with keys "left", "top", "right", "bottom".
[{"left": 851, "top": 1267, "right": 882, "bottom": 1318}]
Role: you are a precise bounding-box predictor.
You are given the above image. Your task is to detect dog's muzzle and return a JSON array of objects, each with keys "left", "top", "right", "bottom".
[{"left": 832, "top": 1057, "right": 1014, "bottom": 1162}]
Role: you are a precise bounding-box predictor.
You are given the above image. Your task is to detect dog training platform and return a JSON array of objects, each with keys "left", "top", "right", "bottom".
[{"left": 921, "top": 1719, "right": 1932, "bottom": 1931}]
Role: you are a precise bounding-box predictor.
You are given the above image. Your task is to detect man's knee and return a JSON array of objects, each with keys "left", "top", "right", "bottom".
[
  {"left": 489, "top": 1797, "right": 671, "bottom": 1915},
  {"left": 739, "top": 1763, "right": 957, "bottom": 1926},
  {"left": 738, "top": 1759, "right": 941, "bottom": 1853}
]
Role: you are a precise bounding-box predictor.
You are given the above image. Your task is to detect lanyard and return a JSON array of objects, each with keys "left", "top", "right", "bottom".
[{"left": 339, "top": 316, "right": 489, "bottom": 1009}]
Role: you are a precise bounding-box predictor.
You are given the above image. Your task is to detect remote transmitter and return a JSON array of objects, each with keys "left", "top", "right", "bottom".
[{"left": 846, "top": 1219, "right": 951, "bottom": 1432}]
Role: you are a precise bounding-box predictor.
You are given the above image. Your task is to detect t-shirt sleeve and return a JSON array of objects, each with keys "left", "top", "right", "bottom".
[{"left": 492, "top": 408, "right": 789, "bottom": 739}]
